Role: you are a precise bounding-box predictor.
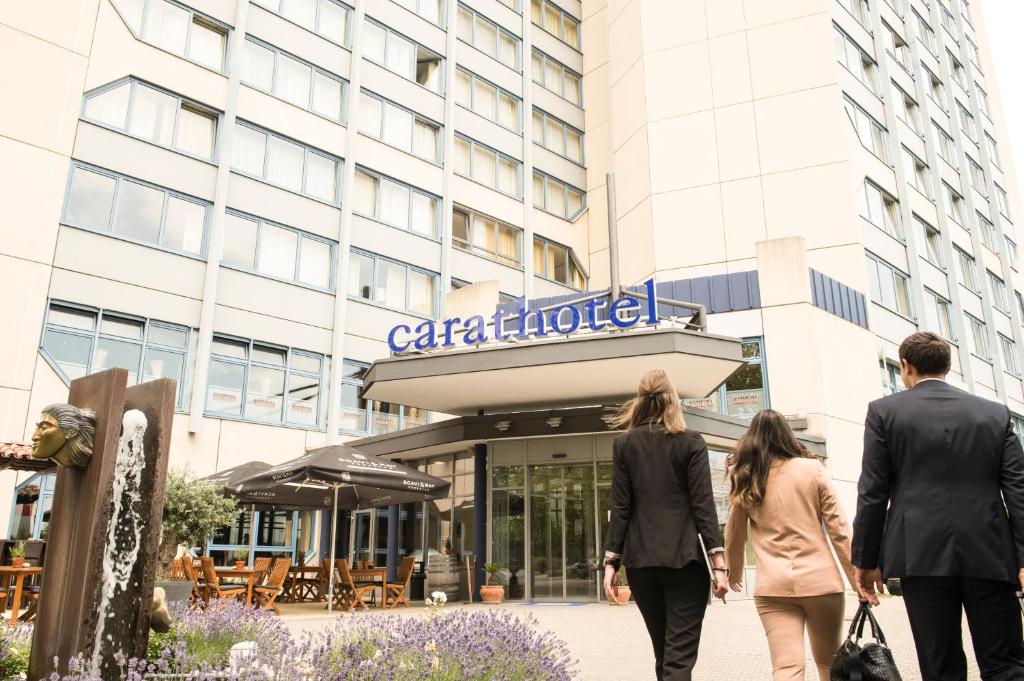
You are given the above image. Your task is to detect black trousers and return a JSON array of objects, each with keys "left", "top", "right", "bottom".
[
  {"left": 626, "top": 563, "right": 710, "bottom": 681},
  {"left": 901, "top": 576, "right": 1024, "bottom": 681}
]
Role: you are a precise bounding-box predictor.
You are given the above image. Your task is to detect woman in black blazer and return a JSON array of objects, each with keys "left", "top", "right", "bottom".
[{"left": 603, "top": 369, "right": 729, "bottom": 681}]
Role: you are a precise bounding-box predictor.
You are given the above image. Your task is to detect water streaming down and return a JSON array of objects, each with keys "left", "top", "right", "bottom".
[{"left": 92, "top": 409, "right": 148, "bottom": 671}]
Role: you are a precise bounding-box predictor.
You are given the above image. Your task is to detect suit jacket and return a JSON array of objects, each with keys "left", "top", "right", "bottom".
[
  {"left": 603, "top": 423, "right": 724, "bottom": 569},
  {"left": 725, "top": 457, "right": 856, "bottom": 597},
  {"left": 852, "top": 379, "right": 1024, "bottom": 582}
]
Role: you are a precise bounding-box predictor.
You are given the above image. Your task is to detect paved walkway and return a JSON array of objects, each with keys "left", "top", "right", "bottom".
[{"left": 282, "top": 595, "right": 982, "bottom": 680}]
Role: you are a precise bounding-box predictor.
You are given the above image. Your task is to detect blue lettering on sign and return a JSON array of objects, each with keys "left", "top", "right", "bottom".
[{"left": 386, "top": 277, "right": 662, "bottom": 353}]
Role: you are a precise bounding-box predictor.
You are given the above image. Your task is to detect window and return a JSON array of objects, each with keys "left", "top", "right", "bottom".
[
  {"left": 880, "top": 359, "right": 904, "bottom": 395},
  {"left": 924, "top": 67, "right": 945, "bottom": 108},
  {"left": 860, "top": 180, "right": 902, "bottom": 239},
  {"left": 206, "top": 337, "right": 324, "bottom": 426},
  {"left": 966, "top": 36, "right": 981, "bottom": 69},
  {"left": 532, "top": 109, "right": 583, "bottom": 163},
  {"left": 883, "top": 22, "right": 910, "bottom": 68},
  {"left": 63, "top": 164, "right": 207, "bottom": 255},
  {"left": 363, "top": 20, "right": 442, "bottom": 93},
  {"left": 954, "top": 246, "right": 980, "bottom": 292},
  {"left": 241, "top": 38, "right": 346, "bottom": 122},
  {"left": 948, "top": 50, "right": 966, "bottom": 87},
  {"left": 684, "top": 339, "right": 770, "bottom": 416},
  {"left": 531, "top": 0, "right": 580, "bottom": 48},
  {"left": 392, "top": 0, "right": 442, "bottom": 25},
  {"left": 915, "top": 11, "right": 938, "bottom": 55},
  {"left": 1013, "top": 414, "right": 1024, "bottom": 447},
  {"left": 83, "top": 79, "right": 217, "bottom": 160},
  {"left": 922, "top": 289, "right": 953, "bottom": 339},
  {"left": 453, "top": 135, "right": 522, "bottom": 197},
  {"left": 965, "top": 313, "right": 990, "bottom": 359},
  {"left": 533, "top": 236, "right": 585, "bottom": 288},
  {"left": 944, "top": 183, "right": 966, "bottom": 224},
  {"left": 114, "top": 0, "right": 227, "bottom": 70},
  {"left": 40, "top": 302, "right": 192, "bottom": 408},
  {"left": 231, "top": 122, "right": 339, "bottom": 202},
  {"left": 985, "top": 134, "right": 1001, "bottom": 167},
  {"left": 844, "top": 96, "right": 889, "bottom": 161},
  {"left": 253, "top": 0, "right": 351, "bottom": 46},
  {"left": 988, "top": 270, "right": 1010, "bottom": 313},
  {"left": 916, "top": 216, "right": 944, "bottom": 266},
  {"left": 838, "top": 0, "right": 871, "bottom": 26},
  {"left": 452, "top": 206, "right": 522, "bottom": 267},
  {"left": 454, "top": 68, "right": 520, "bottom": 130},
  {"left": 939, "top": 1, "right": 957, "bottom": 34},
  {"left": 996, "top": 185, "right": 1012, "bottom": 220},
  {"left": 901, "top": 148, "right": 932, "bottom": 198},
  {"left": 457, "top": 4, "right": 519, "bottom": 69},
  {"left": 348, "top": 250, "right": 437, "bottom": 316},
  {"left": 1007, "top": 236, "right": 1018, "bottom": 270},
  {"left": 979, "top": 212, "right": 999, "bottom": 253},
  {"left": 894, "top": 84, "right": 921, "bottom": 133},
  {"left": 957, "top": 101, "right": 978, "bottom": 142},
  {"left": 221, "top": 210, "right": 334, "bottom": 288},
  {"left": 531, "top": 50, "right": 582, "bottom": 105},
  {"left": 352, "top": 168, "right": 439, "bottom": 237},
  {"left": 865, "top": 253, "right": 912, "bottom": 317},
  {"left": 1000, "top": 335, "right": 1021, "bottom": 375},
  {"left": 532, "top": 170, "right": 585, "bottom": 220},
  {"left": 357, "top": 91, "right": 440, "bottom": 162},
  {"left": 967, "top": 157, "right": 986, "bottom": 193},
  {"left": 977, "top": 86, "right": 991, "bottom": 118},
  {"left": 933, "top": 122, "right": 957, "bottom": 168},
  {"left": 834, "top": 26, "right": 878, "bottom": 93}
]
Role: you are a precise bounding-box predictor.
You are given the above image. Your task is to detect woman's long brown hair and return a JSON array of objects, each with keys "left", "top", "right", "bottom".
[
  {"left": 727, "top": 409, "right": 814, "bottom": 508},
  {"left": 612, "top": 369, "right": 686, "bottom": 433}
]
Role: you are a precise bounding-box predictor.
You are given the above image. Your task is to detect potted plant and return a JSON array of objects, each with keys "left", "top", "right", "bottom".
[
  {"left": 232, "top": 549, "right": 248, "bottom": 570},
  {"left": 609, "top": 566, "right": 631, "bottom": 605},
  {"left": 359, "top": 551, "right": 371, "bottom": 570},
  {"left": 480, "top": 562, "right": 505, "bottom": 604},
  {"left": 8, "top": 541, "right": 25, "bottom": 568},
  {"left": 157, "top": 470, "right": 240, "bottom": 602}
]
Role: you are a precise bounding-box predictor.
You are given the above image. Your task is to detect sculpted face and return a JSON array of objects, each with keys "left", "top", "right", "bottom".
[{"left": 31, "top": 414, "right": 65, "bottom": 461}]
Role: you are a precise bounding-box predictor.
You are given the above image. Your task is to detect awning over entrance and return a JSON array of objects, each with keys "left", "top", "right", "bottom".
[{"left": 360, "top": 327, "right": 745, "bottom": 416}]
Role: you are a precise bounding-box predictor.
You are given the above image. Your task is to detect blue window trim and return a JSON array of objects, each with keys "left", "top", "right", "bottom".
[
  {"left": 8, "top": 473, "right": 56, "bottom": 541},
  {"left": 81, "top": 77, "right": 222, "bottom": 164},
  {"left": 62, "top": 162, "right": 212, "bottom": 259},
  {"left": 207, "top": 509, "right": 316, "bottom": 563}
]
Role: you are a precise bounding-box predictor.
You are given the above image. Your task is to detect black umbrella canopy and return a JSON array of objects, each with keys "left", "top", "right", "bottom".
[
  {"left": 233, "top": 444, "right": 452, "bottom": 510},
  {"left": 200, "top": 461, "right": 335, "bottom": 510}
]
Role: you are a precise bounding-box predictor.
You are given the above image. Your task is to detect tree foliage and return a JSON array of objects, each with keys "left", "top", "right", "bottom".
[{"left": 162, "top": 470, "right": 240, "bottom": 549}]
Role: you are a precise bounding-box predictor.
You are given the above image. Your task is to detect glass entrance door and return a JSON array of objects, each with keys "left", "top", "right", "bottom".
[{"left": 529, "top": 464, "right": 597, "bottom": 600}]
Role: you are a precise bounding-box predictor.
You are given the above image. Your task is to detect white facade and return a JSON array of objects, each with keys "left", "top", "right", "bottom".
[{"left": 1, "top": 0, "right": 1023, "bottom": 532}]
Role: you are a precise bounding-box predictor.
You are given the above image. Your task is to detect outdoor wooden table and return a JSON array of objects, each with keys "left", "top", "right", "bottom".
[
  {"left": 285, "top": 565, "right": 319, "bottom": 603},
  {"left": 349, "top": 568, "right": 388, "bottom": 609},
  {"left": 0, "top": 566, "right": 43, "bottom": 625},
  {"left": 215, "top": 567, "right": 256, "bottom": 606}
]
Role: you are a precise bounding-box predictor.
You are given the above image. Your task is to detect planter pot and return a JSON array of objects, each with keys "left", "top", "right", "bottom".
[
  {"left": 234, "top": 561, "right": 246, "bottom": 570},
  {"left": 10, "top": 557, "right": 24, "bottom": 568},
  {"left": 157, "top": 580, "right": 194, "bottom": 603},
  {"left": 609, "top": 586, "right": 632, "bottom": 605},
  {"left": 480, "top": 585, "right": 505, "bottom": 604}
]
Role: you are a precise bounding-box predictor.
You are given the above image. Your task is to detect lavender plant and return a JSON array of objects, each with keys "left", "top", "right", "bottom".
[{"left": 0, "top": 623, "right": 32, "bottom": 680}]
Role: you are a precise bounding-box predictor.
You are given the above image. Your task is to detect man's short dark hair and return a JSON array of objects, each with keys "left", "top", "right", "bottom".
[{"left": 899, "top": 332, "right": 951, "bottom": 376}]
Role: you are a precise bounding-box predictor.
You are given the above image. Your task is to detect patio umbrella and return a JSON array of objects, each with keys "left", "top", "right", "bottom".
[{"left": 233, "top": 444, "right": 451, "bottom": 613}]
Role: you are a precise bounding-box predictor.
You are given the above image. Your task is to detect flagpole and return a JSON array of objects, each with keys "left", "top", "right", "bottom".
[{"left": 327, "top": 485, "right": 339, "bottom": 614}]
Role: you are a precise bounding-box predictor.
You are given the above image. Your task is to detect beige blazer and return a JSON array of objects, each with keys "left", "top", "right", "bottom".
[{"left": 725, "top": 457, "right": 856, "bottom": 598}]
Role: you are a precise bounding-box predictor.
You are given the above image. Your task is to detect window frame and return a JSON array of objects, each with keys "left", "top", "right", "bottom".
[
  {"left": 954, "top": 246, "right": 981, "bottom": 293},
  {"left": 240, "top": 36, "right": 348, "bottom": 124},
  {"left": 531, "top": 0, "right": 581, "bottom": 50},
  {"left": 363, "top": 18, "right": 444, "bottom": 95},
  {"left": 1001, "top": 334, "right": 1022, "bottom": 376},
  {"left": 532, "top": 169, "right": 585, "bottom": 221},
  {"left": 453, "top": 134, "right": 523, "bottom": 198},
  {"left": 834, "top": 24, "right": 879, "bottom": 94},
  {"left": 964, "top": 312, "right": 991, "bottom": 360},
  {"left": 452, "top": 205, "right": 524, "bottom": 268},
  {"left": 932, "top": 121, "right": 958, "bottom": 168},
  {"left": 347, "top": 248, "right": 440, "bottom": 318},
  {"left": 252, "top": 0, "right": 354, "bottom": 48},
  {"left": 221, "top": 208, "right": 337, "bottom": 290},
  {"left": 844, "top": 95, "right": 890, "bottom": 162},
  {"left": 114, "top": 0, "right": 230, "bottom": 72},
  {"left": 978, "top": 211, "right": 999, "bottom": 253},
  {"left": 231, "top": 120, "right": 342, "bottom": 204},
  {"left": 337, "top": 359, "right": 431, "bottom": 436},
  {"left": 357, "top": 89, "right": 442, "bottom": 163},
  {"left": 915, "top": 215, "right": 944, "bottom": 268},
  {"left": 532, "top": 235, "right": 585, "bottom": 289},
  {"left": 351, "top": 166, "right": 441, "bottom": 239},
  {"left": 901, "top": 146, "right": 933, "bottom": 199},
  {"left": 988, "top": 270, "right": 1010, "bottom": 314},
  {"left": 865, "top": 252, "right": 914, "bottom": 319},
  {"left": 922, "top": 287, "right": 954, "bottom": 340},
  {"left": 456, "top": 3, "right": 521, "bottom": 70},
  {"left": 531, "top": 49, "right": 583, "bottom": 106},
  {"left": 532, "top": 107, "right": 585, "bottom": 165},
  {"left": 454, "top": 67, "right": 522, "bottom": 132},
  {"left": 860, "top": 179, "right": 903, "bottom": 240}
]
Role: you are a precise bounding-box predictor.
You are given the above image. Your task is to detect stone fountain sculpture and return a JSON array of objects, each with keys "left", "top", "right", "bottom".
[{"left": 27, "top": 369, "right": 175, "bottom": 681}]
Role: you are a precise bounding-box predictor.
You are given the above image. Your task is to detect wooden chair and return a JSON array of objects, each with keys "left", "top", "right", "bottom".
[
  {"left": 291, "top": 557, "right": 318, "bottom": 602},
  {"left": 180, "top": 557, "right": 205, "bottom": 607},
  {"left": 335, "top": 559, "right": 375, "bottom": 612},
  {"left": 313, "top": 560, "right": 334, "bottom": 602},
  {"left": 199, "top": 557, "right": 246, "bottom": 604},
  {"left": 254, "top": 558, "right": 290, "bottom": 614},
  {"left": 252, "top": 557, "right": 272, "bottom": 586},
  {"left": 384, "top": 555, "right": 416, "bottom": 609}
]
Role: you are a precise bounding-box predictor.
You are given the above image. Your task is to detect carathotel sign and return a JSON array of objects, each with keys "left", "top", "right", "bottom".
[{"left": 387, "top": 278, "right": 660, "bottom": 353}]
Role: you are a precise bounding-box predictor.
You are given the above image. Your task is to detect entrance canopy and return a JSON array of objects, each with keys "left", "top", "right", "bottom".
[{"left": 361, "top": 326, "right": 745, "bottom": 416}]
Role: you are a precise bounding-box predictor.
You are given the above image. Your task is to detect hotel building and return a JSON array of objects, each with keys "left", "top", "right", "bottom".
[{"left": 1, "top": 0, "right": 1021, "bottom": 600}]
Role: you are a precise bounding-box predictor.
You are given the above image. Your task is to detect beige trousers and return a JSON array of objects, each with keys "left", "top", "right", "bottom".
[{"left": 754, "top": 593, "right": 845, "bottom": 681}]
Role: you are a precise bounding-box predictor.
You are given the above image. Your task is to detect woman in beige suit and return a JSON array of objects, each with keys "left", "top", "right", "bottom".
[{"left": 724, "top": 409, "right": 856, "bottom": 681}]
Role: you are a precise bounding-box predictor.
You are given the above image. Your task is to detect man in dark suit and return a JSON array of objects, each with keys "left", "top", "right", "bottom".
[{"left": 852, "top": 331, "right": 1024, "bottom": 680}]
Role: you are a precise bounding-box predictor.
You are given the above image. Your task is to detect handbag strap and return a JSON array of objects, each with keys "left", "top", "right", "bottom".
[
  {"left": 847, "top": 602, "right": 868, "bottom": 639},
  {"left": 863, "top": 604, "right": 888, "bottom": 646}
]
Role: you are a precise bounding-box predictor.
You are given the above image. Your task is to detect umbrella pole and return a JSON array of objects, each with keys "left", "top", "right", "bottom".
[
  {"left": 327, "top": 485, "right": 339, "bottom": 615},
  {"left": 248, "top": 504, "right": 257, "bottom": 568}
]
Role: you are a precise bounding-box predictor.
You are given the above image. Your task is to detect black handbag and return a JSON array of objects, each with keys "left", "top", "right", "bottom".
[{"left": 830, "top": 602, "right": 902, "bottom": 681}]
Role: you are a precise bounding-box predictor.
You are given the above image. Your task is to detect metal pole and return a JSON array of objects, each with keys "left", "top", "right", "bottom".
[
  {"left": 247, "top": 505, "right": 257, "bottom": 568},
  {"left": 327, "top": 486, "right": 339, "bottom": 614},
  {"left": 606, "top": 173, "right": 621, "bottom": 300}
]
